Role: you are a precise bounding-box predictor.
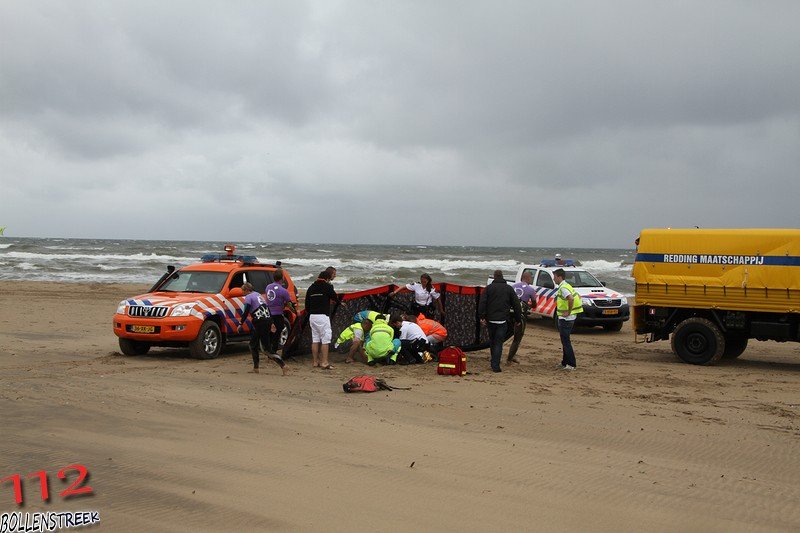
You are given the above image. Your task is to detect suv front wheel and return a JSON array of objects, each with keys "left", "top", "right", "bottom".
[
  {"left": 119, "top": 338, "right": 151, "bottom": 356},
  {"left": 190, "top": 321, "right": 222, "bottom": 359}
]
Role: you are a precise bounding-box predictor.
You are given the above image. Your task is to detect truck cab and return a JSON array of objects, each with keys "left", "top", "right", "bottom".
[{"left": 633, "top": 228, "right": 800, "bottom": 364}]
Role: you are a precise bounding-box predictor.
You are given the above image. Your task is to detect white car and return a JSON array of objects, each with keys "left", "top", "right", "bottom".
[{"left": 512, "top": 261, "right": 630, "bottom": 331}]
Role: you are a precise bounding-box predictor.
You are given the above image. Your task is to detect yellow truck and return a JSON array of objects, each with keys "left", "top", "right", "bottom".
[{"left": 633, "top": 228, "right": 800, "bottom": 364}]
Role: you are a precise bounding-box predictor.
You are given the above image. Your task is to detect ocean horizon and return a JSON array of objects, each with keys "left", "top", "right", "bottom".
[{"left": 0, "top": 237, "right": 636, "bottom": 295}]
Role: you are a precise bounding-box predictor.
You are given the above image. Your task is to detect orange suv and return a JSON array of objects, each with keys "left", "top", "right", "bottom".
[{"left": 113, "top": 245, "right": 298, "bottom": 359}]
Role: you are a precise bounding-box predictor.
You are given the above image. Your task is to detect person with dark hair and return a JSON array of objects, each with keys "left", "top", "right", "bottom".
[
  {"left": 325, "top": 266, "right": 337, "bottom": 281},
  {"left": 305, "top": 270, "right": 338, "bottom": 369},
  {"left": 264, "top": 269, "right": 296, "bottom": 354},
  {"left": 478, "top": 270, "right": 522, "bottom": 373},
  {"left": 237, "top": 282, "right": 287, "bottom": 375},
  {"left": 389, "top": 314, "right": 428, "bottom": 364},
  {"left": 335, "top": 318, "right": 372, "bottom": 363},
  {"left": 553, "top": 268, "right": 583, "bottom": 370},
  {"left": 391, "top": 273, "right": 444, "bottom": 319}
]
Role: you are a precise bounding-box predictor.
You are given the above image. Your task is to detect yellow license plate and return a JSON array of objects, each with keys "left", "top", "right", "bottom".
[
  {"left": 602, "top": 309, "right": 619, "bottom": 315},
  {"left": 131, "top": 325, "right": 156, "bottom": 333}
]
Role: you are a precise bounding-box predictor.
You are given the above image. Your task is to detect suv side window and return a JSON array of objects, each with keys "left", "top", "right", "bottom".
[
  {"left": 537, "top": 271, "right": 555, "bottom": 289},
  {"left": 243, "top": 270, "right": 272, "bottom": 293},
  {"left": 228, "top": 272, "right": 245, "bottom": 290}
]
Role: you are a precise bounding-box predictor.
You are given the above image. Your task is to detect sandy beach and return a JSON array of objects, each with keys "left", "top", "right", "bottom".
[{"left": 1, "top": 281, "right": 799, "bottom": 532}]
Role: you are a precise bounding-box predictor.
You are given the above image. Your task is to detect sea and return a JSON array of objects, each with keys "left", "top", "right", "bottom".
[{"left": 0, "top": 238, "right": 636, "bottom": 295}]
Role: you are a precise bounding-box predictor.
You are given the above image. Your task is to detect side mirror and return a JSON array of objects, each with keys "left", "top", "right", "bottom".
[
  {"left": 228, "top": 287, "right": 244, "bottom": 298},
  {"left": 601, "top": 281, "right": 607, "bottom": 287}
]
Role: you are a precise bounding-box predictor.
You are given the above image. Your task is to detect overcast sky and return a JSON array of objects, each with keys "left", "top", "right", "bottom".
[{"left": 1, "top": 1, "right": 798, "bottom": 248}]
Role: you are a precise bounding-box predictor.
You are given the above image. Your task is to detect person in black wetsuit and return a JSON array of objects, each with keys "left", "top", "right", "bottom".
[{"left": 237, "top": 282, "right": 287, "bottom": 376}]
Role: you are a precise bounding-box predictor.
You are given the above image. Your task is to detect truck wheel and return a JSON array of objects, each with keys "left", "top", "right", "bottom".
[
  {"left": 119, "top": 338, "right": 151, "bottom": 356},
  {"left": 603, "top": 321, "right": 624, "bottom": 332},
  {"left": 190, "top": 321, "right": 222, "bottom": 359},
  {"left": 671, "top": 317, "right": 725, "bottom": 365},
  {"left": 722, "top": 334, "right": 748, "bottom": 359}
]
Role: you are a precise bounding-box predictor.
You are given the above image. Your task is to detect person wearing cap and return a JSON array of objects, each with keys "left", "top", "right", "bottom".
[{"left": 554, "top": 253, "right": 566, "bottom": 266}]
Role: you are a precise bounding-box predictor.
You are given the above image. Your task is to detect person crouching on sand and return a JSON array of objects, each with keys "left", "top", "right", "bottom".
[
  {"left": 335, "top": 318, "right": 373, "bottom": 364},
  {"left": 237, "top": 282, "right": 288, "bottom": 376}
]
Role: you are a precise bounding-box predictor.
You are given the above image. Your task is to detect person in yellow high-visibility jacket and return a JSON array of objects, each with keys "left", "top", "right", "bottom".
[
  {"left": 334, "top": 318, "right": 372, "bottom": 363},
  {"left": 553, "top": 268, "right": 583, "bottom": 370},
  {"left": 361, "top": 315, "right": 399, "bottom": 365}
]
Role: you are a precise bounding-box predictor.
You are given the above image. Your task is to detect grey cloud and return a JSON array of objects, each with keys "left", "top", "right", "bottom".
[{"left": 0, "top": 1, "right": 798, "bottom": 248}]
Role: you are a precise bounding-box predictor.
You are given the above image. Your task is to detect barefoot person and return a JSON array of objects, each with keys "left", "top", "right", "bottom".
[
  {"left": 237, "top": 282, "right": 288, "bottom": 375},
  {"left": 264, "top": 269, "right": 297, "bottom": 355},
  {"left": 305, "top": 270, "right": 338, "bottom": 369}
]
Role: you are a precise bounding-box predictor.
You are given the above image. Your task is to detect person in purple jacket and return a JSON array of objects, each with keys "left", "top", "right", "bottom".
[
  {"left": 264, "top": 269, "right": 297, "bottom": 355},
  {"left": 237, "top": 282, "right": 287, "bottom": 375},
  {"left": 508, "top": 271, "right": 537, "bottom": 364}
]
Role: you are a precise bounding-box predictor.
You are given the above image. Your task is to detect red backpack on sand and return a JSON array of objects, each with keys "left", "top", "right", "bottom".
[
  {"left": 437, "top": 347, "right": 467, "bottom": 376},
  {"left": 342, "top": 375, "right": 410, "bottom": 393}
]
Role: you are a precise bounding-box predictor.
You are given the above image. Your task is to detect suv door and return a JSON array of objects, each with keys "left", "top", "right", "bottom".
[{"left": 243, "top": 270, "right": 273, "bottom": 293}]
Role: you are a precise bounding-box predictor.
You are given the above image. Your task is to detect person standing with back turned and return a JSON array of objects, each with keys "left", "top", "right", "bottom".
[
  {"left": 553, "top": 268, "right": 583, "bottom": 370},
  {"left": 507, "top": 270, "right": 537, "bottom": 364},
  {"left": 479, "top": 270, "right": 522, "bottom": 373},
  {"left": 305, "top": 270, "right": 338, "bottom": 369},
  {"left": 264, "top": 269, "right": 296, "bottom": 355}
]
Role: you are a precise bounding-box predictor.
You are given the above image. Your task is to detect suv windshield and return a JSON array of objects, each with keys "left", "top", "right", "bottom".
[
  {"left": 159, "top": 270, "right": 229, "bottom": 294},
  {"left": 564, "top": 270, "right": 602, "bottom": 288}
]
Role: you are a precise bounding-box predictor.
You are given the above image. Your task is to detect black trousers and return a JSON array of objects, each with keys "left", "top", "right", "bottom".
[
  {"left": 269, "top": 313, "right": 287, "bottom": 354},
  {"left": 249, "top": 317, "right": 284, "bottom": 368},
  {"left": 398, "top": 338, "right": 428, "bottom": 364}
]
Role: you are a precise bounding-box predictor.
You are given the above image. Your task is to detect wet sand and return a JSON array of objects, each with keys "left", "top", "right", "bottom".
[{"left": 1, "top": 281, "right": 799, "bottom": 531}]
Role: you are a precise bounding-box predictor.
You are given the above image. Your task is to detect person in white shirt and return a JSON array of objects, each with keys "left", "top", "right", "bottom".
[
  {"left": 391, "top": 273, "right": 445, "bottom": 319},
  {"left": 390, "top": 313, "right": 429, "bottom": 364}
]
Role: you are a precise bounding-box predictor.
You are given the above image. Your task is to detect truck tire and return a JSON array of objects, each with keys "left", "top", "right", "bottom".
[
  {"left": 722, "top": 334, "right": 748, "bottom": 359},
  {"left": 603, "top": 321, "right": 624, "bottom": 332},
  {"left": 119, "top": 338, "right": 151, "bottom": 356},
  {"left": 190, "top": 321, "right": 222, "bottom": 359},
  {"left": 671, "top": 317, "right": 725, "bottom": 365}
]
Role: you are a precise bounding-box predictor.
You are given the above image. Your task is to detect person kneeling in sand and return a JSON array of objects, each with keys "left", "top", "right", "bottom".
[
  {"left": 360, "top": 314, "right": 399, "bottom": 365},
  {"left": 335, "top": 318, "right": 372, "bottom": 364},
  {"left": 390, "top": 313, "right": 429, "bottom": 364},
  {"left": 412, "top": 313, "right": 447, "bottom": 354}
]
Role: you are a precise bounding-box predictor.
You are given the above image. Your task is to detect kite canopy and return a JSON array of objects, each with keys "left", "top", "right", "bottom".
[{"left": 283, "top": 283, "right": 515, "bottom": 357}]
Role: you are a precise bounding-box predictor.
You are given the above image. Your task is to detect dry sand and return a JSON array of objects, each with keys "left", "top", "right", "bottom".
[{"left": 1, "top": 281, "right": 799, "bottom": 532}]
